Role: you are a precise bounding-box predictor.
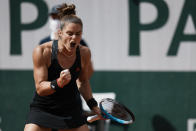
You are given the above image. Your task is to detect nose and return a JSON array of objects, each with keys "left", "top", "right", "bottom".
[{"left": 71, "top": 34, "right": 77, "bottom": 40}]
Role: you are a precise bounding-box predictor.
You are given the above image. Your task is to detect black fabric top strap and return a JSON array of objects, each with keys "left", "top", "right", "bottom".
[
  {"left": 51, "top": 40, "right": 58, "bottom": 64},
  {"left": 75, "top": 46, "right": 81, "bottom": 67}
]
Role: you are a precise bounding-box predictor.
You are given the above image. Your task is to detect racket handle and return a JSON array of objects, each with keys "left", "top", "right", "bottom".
[{"left": 87, "top": 115, "right": 100, "bottom": 123}]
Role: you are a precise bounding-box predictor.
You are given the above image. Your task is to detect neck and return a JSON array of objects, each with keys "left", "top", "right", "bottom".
[{"left": 58, "top": 40, "right": 75, "bottom": 57}]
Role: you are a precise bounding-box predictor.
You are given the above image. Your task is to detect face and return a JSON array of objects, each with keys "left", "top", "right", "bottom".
[{"left": 59, "top": 22, "right": 82, "bottom": 53}]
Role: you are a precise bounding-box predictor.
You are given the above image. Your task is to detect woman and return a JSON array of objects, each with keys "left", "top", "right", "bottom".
[{"left": 24, "top": 3, "right": 101, "bottom": 131}]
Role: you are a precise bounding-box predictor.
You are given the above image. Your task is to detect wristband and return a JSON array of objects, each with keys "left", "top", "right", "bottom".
[
  {"left": 50, "top": 79, "right": 60, "bottom": 91},
  {"left": 56, "top": 78, "right": 63, "bottom": 88},
  {"left": 87, "top": 98, "right": 98, "bottom": 110}
]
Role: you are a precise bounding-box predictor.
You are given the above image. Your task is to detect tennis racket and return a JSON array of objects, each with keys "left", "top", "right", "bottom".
[{"left": 87, "top": 98, "right": 135, "bottom": 124}]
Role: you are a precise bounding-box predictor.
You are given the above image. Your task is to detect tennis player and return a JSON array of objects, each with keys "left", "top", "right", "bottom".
[{"left": 24, "top": 3, "right": 101, "bottom": 131}]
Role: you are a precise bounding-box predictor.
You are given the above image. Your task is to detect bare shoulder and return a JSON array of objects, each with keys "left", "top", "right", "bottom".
[
  {"left": 33, "top": 42, "right": 52, "bottom": 66},
  {"left": 34, "top": 42, "right": 52, "bottom": 55},
  {"left": 79, "top": 45, "right": 91, "bottom": 59}
]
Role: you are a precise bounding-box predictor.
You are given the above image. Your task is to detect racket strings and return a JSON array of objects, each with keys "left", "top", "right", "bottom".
[
  {"left": 111, "top": 104, "right": 132, "bottom": 121},
  {"left": 102, "top": 101, "right": 114, "bottom": 113},
  {"left": 101, "top": 99, "right": 132, "bottom": 121}
]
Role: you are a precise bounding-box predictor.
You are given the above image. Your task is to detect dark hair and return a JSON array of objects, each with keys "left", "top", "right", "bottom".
[{"left": 57, "top": 3, "right": 83, "bottom": 30}]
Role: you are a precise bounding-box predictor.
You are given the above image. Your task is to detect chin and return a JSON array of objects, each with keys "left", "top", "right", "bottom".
[{"left": 68, "top": 46, "right": 76, "bottom": 52}]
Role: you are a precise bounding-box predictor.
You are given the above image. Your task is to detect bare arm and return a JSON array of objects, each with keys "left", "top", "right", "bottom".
[
  {"left": 87, "top": 60, "right": 94, "bottom": 79},
  {"left": 33, "top": 46, "right": 55, "bottom": 96},
  {"left": 77, "top": 47, "right": 101, "bottom": 115},
  {"left": 77, "top": 47, "right": 93, "bottom": 101},
  {"left": 33, "top": 45, "right": 71, "bottom": 96}
]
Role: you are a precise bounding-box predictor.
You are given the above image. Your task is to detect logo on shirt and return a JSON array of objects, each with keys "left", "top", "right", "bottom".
[{"left": 76, "top": 67, "right": 80, "bottom": 72}]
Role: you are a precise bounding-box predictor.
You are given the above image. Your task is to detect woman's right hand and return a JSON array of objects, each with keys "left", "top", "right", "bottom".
[{"left": 57, "top": 69, "right": 71, "bottom": 88}]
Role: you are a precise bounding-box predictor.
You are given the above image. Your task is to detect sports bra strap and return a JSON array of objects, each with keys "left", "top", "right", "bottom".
[{"left": 51, "top": 40, "right": 58, "bottom": 63}]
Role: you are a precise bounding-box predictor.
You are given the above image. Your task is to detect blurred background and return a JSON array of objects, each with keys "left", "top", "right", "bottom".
[{"left": 0, "top": 0, "right": 196, "bottom": 131}]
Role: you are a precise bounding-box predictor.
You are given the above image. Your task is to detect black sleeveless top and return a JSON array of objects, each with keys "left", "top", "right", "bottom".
[{"left": 30, "top": 40, "right": 82, "bottom": 117}]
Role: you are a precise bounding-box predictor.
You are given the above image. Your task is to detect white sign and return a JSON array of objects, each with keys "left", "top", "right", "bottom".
[
  {"left": 0, "top": 0, "right": 195, "bottom": 71},
  {"left": 188, "top": 119, "right": 196, "bottom": 131}
]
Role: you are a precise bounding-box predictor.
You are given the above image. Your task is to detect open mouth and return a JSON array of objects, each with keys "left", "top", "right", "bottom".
[{"left": 70, "top": 42, "right": 76, "bottom": 48}]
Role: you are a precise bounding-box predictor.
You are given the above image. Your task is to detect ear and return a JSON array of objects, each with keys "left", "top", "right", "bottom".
[{"left": 58, "top": 29, "right": 62, "bottom": 38}]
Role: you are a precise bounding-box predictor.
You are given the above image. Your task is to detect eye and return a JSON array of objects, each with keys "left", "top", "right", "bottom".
[
  {"left": 76, "top": 33, "right": 81, "bottom": 36},
  {"left": 66, "top": 31, "right": 73, "bottom": 36},
  {"left": 68, "top": 33, "right": 73, "bottom": 36}
]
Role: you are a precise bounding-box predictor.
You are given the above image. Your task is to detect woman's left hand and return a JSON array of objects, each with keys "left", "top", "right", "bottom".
[{"left": 92, "top": 106, "right": 105, "bottom": 120}]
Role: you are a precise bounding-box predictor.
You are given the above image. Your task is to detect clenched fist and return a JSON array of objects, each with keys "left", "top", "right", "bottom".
[{"left": 57, "top": 69, "right": 71, "bottom": 88}]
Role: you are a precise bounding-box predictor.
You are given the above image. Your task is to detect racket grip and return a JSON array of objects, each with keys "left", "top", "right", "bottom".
[{"left": 87, "top": 115, "right": 100, "bottom": 123}]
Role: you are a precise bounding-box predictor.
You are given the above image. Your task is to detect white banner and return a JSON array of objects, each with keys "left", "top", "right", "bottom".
[{"left": 0, "top": 0, "right": 196, "bottom": 71}]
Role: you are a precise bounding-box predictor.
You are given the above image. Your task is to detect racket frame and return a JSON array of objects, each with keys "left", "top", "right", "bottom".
[{"left": 99, "top": 98, "right": 135, "bottom": 124}]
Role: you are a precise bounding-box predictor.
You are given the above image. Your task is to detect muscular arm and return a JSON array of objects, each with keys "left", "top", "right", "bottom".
[
  {"left": 33, "top": 46, "right": 55, "bottom": 96},
  {"left": 87, "top": 60, "right": 94, "bottom": 79},
  {"left": 77, "top": 47, "right": 93, "bottom": 101},
  {"left": 77, "top": 47, "right": 101, "bottom": 116}
]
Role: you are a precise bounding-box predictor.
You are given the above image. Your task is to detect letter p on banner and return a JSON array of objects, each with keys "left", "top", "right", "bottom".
[{"left": 9, "top": 0, "right": 48, "bottom": 55}]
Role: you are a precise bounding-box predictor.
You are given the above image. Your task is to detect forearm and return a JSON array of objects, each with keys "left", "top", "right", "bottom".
[
  {"left": 36, "top": 81, "right": 55, "bottom": 96},
  {"left": 35, "top": 69, "right": 71, "bottom": 96},
  {"left": 78, "top": 80, "right": 93, "bottom": 101}
]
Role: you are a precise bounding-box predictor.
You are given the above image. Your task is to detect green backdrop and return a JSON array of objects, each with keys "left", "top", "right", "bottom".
[{"left": 0, "top": 70, "right": 196, "bottom": 131}]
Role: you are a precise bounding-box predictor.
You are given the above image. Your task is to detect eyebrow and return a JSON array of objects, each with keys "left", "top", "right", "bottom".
[{"left": 66, "top": 30, "right": 82, "bottom": 34}]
